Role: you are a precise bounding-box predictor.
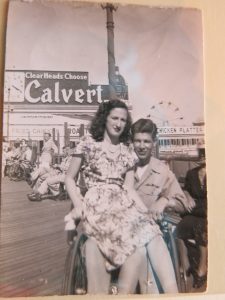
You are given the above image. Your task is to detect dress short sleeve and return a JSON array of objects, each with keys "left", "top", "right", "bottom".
[
  {"left": 72, "top": 135, "right": 94, "bottom": 158},
  {"left": 123, "top": 144, "right": 139, "bottom": 171}
]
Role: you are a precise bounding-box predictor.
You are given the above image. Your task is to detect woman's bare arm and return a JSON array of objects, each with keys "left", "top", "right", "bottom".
[{"left": 65, "top": 156, "right": 83, "bottom": 218}]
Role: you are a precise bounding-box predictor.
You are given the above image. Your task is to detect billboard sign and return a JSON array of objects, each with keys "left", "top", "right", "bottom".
[
  {"left": 158, "top": 126, "right": 204, "bottom": 136},
  {"left": 4, "top": 70, "right": 110, "bottom": 105}
]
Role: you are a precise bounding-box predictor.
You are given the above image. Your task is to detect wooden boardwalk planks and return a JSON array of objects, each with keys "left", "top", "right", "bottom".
[{"left": 0, "top": 178, "right": 71, "bottom": 297}]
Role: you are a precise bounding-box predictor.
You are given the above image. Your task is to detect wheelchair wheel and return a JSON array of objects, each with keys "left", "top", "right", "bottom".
[
  {"left": 15, "top": 164, "right": 26, "bottom": 181},
  {"left": 8, "top": 163, "right": 25, "bottom": 181},
  {"left": 4, "top": 164, "right": 11, "bottom": 177},
  {"left": 164, "top": 225, "right": 189, "bottom": 293},
  {"left": 8, "top": 163, "right": 17, "bottom": 180},
  {"left": 61, "top": 233, "right": 88, "bottom": 295},
  {"left": 168, "top": 229, "right": 188, "bottom": 292},
  {"left": 176, "top": 238, "right": 192, "bottom": 292}
]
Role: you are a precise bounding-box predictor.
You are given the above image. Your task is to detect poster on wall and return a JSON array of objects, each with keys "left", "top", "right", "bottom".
[{"left": 1, "top": 0, "right": 206, "bottom": 297}]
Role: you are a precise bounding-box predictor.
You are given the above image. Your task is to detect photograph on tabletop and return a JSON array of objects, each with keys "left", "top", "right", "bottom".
[{"left": 0, "top": 0, "right": 207, "bottom": 296}]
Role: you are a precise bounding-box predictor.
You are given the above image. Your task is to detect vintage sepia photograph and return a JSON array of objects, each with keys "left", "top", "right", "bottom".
[{"left": 1, "top": 0, "right": 207, "bottom": 296}]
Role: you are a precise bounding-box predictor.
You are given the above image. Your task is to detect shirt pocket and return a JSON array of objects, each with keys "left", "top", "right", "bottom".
[{"left": 140, "top": 183, "right": 161, "bottom": 197}]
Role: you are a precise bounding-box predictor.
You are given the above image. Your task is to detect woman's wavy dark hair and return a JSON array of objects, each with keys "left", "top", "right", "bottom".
[{"left": 89, "top": 99, "right": 132, "bottom": 143}]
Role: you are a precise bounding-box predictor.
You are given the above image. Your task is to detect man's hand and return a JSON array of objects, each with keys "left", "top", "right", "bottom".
[
  {"left": 148, "top": 197, "right": 168, "bottom": 221},
  {"left": 125, "top": 188, "right": 148, "bottom": 213},
  {"left": 53, "top": 163, "right": 60, "bottom": 168},
  {"left": 53, "top": 164, "right": 62, "bottom": 172},
  {"left": 183, "top": 190, "right": 196, "bottom": 212},
  {"left": 70, "top": 205, "right": 83, "bottom": 221}
]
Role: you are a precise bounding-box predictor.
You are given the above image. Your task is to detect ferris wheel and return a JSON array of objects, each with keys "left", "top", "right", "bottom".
[{"left": 146, "top": 101, "right": 184, "bottom": 127}]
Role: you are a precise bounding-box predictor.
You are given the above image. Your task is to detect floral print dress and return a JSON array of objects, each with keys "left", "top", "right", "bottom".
[{"left": 75, "top": 136, "right": 161, "bottom": 271}]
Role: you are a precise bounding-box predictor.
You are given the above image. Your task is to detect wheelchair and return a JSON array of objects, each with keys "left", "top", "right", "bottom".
[
  {"left": 161, "top": 212, "right": 191, "bottom": 293},
  {"left": 7, "top": 159, "right": 34, "bottom": 181},
  {"left": 61, "top": 211, "right": 191, "bottom": 295},
  {"left": 61, "top": 227, "right": 87, "bottom": 295},
  {"left": 176, "top": 227, "right": 207, "bottom": 291}
]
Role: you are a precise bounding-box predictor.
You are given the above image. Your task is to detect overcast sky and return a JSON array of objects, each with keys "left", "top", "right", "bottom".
[{"left": 6, "top": 0, "right": 204, "bottom": 125}]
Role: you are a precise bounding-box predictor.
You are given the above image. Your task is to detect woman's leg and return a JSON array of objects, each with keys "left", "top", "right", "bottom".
[
  {"left": 197, "top": 245, "right": 207, "bottom": 276},
  {"left": 147, "top": 235, "right": 178, "bottom": 293},
  {"left": 195, "top": 218, "right": 208, "bottom": 277},
  {"left": 118, "top": 247, "right": 146, "bottom": 294},
  {"left": 85, "top": 238, "right": 111, "bottom": 294}
]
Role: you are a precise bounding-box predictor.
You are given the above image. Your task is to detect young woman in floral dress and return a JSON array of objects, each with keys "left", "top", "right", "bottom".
[{"left": 65, "top": 99, "right": 178, "bottom": 294}]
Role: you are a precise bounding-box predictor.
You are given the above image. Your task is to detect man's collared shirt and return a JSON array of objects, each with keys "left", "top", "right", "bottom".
[
  {"left": 60, "top": 155, "right": 72, "bottom": 173},
  {"left": 42, "top": 139, "right": 58, "bottom": 154},
  {"left": 134, "top": 156, "right": 187, "bottom": 212}
]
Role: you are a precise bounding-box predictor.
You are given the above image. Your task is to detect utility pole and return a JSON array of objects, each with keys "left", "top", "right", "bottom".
[{"left": 102, "top": 3, "right": 118, "bottom": 100}]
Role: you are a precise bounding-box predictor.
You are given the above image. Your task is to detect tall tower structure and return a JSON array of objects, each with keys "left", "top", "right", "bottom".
[
  {"left": 102, "top": 4, "right": 129, "bottom": 103},
  {"left": 102, "top": 3, "right": 117, "bottom": 100}
]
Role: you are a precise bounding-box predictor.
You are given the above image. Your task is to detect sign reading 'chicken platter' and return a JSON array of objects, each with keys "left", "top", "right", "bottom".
[{"left": 4, "top": 70, "right": 110, "bottom": 105}]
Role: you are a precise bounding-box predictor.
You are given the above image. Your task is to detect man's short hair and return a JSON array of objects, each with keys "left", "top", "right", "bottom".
[
  {"left": 44, "top": 132, "right": 51, "bottom": 137},
  {"left": 131, "top": 118, "right": 158, "bottom": 141}
]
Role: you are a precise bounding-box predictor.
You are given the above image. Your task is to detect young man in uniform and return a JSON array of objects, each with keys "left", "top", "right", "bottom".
[{"left": 131, "top": 118, "right": 194, "bottom": 293}]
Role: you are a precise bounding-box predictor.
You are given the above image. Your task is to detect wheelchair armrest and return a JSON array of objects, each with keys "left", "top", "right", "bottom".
[{"left": 163, "top": 212, "right": 182, "bottom": 226}]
